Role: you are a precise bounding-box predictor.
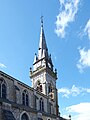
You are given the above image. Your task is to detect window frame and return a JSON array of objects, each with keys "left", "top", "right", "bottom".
[
  {"left": 22, "top": 90, "right": 29, "bottom": 106},
  {"left": 0, "top": 78, "right": 7, "bottom": 99},
  {"left": 39, "top": 98, "right": 44, "bottom": 112},
  {"left": 21, "top": 113, "right": 29, "bottom": 120}
]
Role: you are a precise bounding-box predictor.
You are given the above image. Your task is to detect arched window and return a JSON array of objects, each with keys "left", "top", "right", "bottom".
[
  {"left": 39, "top": 98, "right": 44, "bottom": 112},
  {"left": 36, "top": 80, "right": 43, "bottom": 92},
  {"left": 0, "top": 79, "right": 7, "bottom": 99},
  {"left": 48, "top": 84, "right": 52, "bottom": 93},
  {"left": 2, "top": 83, "right": 7, "bottom": 99},
  {"left": 40, "top": 84, "right": 42, "bottom": 92},
  {"left": 26, "top": 94, "right": 29, "bottom": 106},
  {"left": 0, "top": 84, "right": 1, "bottom": 98},
  {"left": 22, "top": 90, "right": 29, "bottom": 106},
  {"left": 22, "top": 92, "right": 25, "bottom": 105},
  {"left": 21, "top": 113, "right": 29, "bottom": 120}
]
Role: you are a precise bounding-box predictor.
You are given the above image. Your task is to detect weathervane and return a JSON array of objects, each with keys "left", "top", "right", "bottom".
[{"left": 41, "top": 15, "right": 43, "bottom": 27}]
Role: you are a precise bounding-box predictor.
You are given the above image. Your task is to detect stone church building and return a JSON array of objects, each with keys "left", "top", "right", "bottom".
[{"left": 0, "top": 18, "right": 71, "bottom": 120}]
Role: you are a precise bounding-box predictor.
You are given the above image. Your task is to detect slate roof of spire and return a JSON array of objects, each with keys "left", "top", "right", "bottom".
[{"left": 38, "top": 16, "right": 48, "bottom": 59}]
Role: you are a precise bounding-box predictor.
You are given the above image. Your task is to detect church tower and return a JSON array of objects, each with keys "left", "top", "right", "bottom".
[{"left": 30, "top": 17, "right": 59, "bottom": 115}]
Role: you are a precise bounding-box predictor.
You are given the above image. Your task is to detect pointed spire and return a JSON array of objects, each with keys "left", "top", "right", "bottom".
[{"left": 38, "top": 16, "right": 48, "bottom": 59}]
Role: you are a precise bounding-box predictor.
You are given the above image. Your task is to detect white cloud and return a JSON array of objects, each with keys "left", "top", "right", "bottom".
[
  {"left": 55, "top": 0, "right": 80, "bottom": 38},
  {"left": 58, "top": 85, "right": 90, "bottom": 98},
  {"left": 84, "top": 19, "right": 90, "bottom": 40},
  {"left": 77, "top": 48, "right": 90, "bottom": 73},
  {"left": 58, "top": 87, "right": 70, "bottom": 98},
  {"left": 65, "top": 102, "right": 90, "bottom": 120},
  {"left": 0, "top": 63, "right": 6, "bottom": 68}
]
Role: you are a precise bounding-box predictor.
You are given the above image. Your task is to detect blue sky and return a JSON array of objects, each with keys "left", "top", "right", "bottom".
[{"left": 0, "top": 0, "right": 90, "bottom": 119}]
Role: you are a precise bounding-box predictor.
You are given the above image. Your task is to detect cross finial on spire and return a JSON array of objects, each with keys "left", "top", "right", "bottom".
[{"left": 41, "top": 15, "right": 43, "bottom": 27}]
